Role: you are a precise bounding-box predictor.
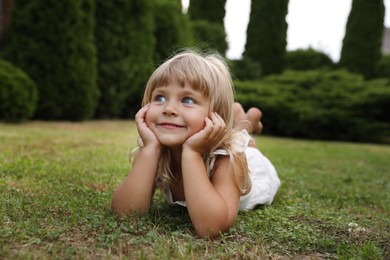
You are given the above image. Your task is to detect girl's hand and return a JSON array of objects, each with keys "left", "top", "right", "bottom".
[
  {"left": 135, "top": 104, "right": 161, "bottom": 148},
  {"left": 183, "top": 112, "right": 226, "bottom": 154}
]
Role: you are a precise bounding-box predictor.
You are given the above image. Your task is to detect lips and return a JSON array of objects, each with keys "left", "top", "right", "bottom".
[{"left": 158, "top": 122, "right": 185, "bottom": 129}]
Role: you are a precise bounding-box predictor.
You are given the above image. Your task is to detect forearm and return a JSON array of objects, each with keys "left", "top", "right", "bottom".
[
  {"left": 111, "top": 145, "right": 161, "bottom": 216},
  {"left": 181, "top": 149, "right": 230, "bottom": 237}
]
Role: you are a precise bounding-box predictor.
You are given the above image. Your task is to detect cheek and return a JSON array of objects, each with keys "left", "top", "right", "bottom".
[
  {"left": 144, "top": 108, "right": 155, "bottom": 126},
  {"left": 192, "top": 115, "right": 206, "bottom": 131}
]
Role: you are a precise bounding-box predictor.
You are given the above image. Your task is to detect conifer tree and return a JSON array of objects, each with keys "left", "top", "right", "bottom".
[
  {"left": 153, "top": 0, "right": 193, "bottom": 64},
  {"left": 1, "top": 0, "right": 98, "bottom": 120},
  {"left": 339, "top": 0, "right": 385, "bottom": 79},
  {"left": 187, "top": 0, "right": 226, "bottom": 25},
  {"left": 244, "top": 0, "right": 289, "bottom": 75},
  {"left": 187, "top": 0, "right": 228, "bottom": 55},
  {"left": 95, "top": 0, "right": 155, "bottom": 118}
]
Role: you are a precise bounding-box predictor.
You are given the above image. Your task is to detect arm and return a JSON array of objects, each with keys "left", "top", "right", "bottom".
[
  {"left": 111, "top": 105, "right": 161, "bottom": 216},
  {"left": 111, "top": 145, "right": 161, "bottom": 216},
  {"left": 182, "top": 150, "right": 243, "bottom": 238},
  {"left": 182, "top": 113, "right": 243, "bottom": 238}
]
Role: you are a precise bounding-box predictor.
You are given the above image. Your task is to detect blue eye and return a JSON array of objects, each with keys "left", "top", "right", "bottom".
[
  {"left": 154, "top": 95, "right": 166, "bottom": 103},
  {"left": 182, "top": 97, "right": 194, "bottom": 104}
]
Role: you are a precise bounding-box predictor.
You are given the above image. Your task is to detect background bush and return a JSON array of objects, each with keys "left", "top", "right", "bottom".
[
  {"left": 244, "top": 0, "right": 288, "bottom": 75},
  {"left": 230, "top": 58, "right": 262, "bottom": 81},
  {"left": 1, "top": 0, "right": 98, "bottom": 120},
  {"left": 374, "top": 55, "right": 390, "bottom": 78},
  {"left": 187, "top": 0, "right": 227, "bottom": 55},
  {"left": 191, "top": 20, "right": 228, "bottom": 55},
  {"left": 94, "top": 0, "right": 154, "bottom": 118},
  {"left": 0, "top": 59, "right": 37, "bottom": 122},
  {"left": 338, "top": 0, "right": 385, "bottom": 79},
  {"left": 284, "top": 48, "right": 334, "bottom": 71},
  {"left": 153, "top": 0, "right": 193, "bottom": 65},
  {"left": 235, "top": 69, "right": 390, "bottom": 143}
]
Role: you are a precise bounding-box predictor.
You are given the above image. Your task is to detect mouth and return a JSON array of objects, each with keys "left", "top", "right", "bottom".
[{"left": 158, "top": 122, "right": 185, "bottom": 129}]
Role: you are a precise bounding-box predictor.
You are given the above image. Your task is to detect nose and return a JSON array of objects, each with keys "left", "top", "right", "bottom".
[{"left": 163, "top": 101, "right": 178, "bottom": 116}]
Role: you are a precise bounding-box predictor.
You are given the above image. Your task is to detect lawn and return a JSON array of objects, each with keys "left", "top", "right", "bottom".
[{"left": 0, "top": 121, "right": 389, "bottom": 259}]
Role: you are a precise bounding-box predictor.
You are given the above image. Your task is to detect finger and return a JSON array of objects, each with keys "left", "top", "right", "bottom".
[
  {"left": 205, "top": 116, "right": 213, "bottom": 127},
  {"left": 211, "top": 112, "right": 226, "bottom": 134},
  {"left": 213, "top": 112, "right": 226, "bottom": 127},
  {"left": 135, "top": 104, "right": 149, "bottom": 122},
  {"left": 206, "top": 115, "right": 223, "bottom": 140},
  {"left": 200, "top": 117, "right": 213, "bottom": 138}
]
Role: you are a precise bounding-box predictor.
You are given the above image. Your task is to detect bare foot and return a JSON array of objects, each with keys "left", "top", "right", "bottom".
[{"left": 233, "top": 103, "right": 263, "bottom": 135}]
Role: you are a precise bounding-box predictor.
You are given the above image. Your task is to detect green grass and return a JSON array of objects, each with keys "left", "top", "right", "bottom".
[{"left": 1, "top": 121, "right": 389, "bottom": 259}]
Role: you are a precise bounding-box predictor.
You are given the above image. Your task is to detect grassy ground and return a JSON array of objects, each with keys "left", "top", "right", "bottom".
[{"left": 0, "top": 121, "right": 389, "bottom": 259}]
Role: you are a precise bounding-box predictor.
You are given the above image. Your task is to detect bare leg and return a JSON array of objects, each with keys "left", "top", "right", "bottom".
[{"left": 233, "top": 102, "right": 263, "bottom": 135}]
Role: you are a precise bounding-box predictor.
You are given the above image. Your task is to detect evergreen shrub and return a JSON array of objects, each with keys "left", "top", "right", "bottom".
[
  {"left": 235, "top": 69, "right": 389, "bottom": 143},
  {"left": 0, "top": 60, "right": 37, "bottom": 122},
  {"left": 187, "top": 0, "right": 227, "bottom": 55},
  {"left": 95, "top": 0, "right": 154, "bottom": 118},
  {"left": 230, "top": 58, "right": 262, "bottom": 81},
  {"left": 153, "top": 0, "right": 194, "bottom": 64},
  {"left": 285, "top": 48, "right": 334, "bottom": 70},
  {"left": 1, "top": 0, "right": 98, "bottom": 120},
  {"left": 244, "top": 0, "right": 288, "bottom": 75},
  {"left": 339, "top": 0, "right": 385, "bottom": 79},
  {"left": 375, "top": 55, "right": 390, "bottom": 78},
  {"left": 119, "top": 0, "right": 155, "bottom": 117},
  {"left": 191, "top": 20, "right": 228, "bottom": 55}
]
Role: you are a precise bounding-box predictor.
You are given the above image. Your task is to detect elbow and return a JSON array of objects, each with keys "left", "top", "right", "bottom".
[
  {"left": 194, "top": 217, "right": 235, "bottom": 239},
  {"left": 110, "top": 203, "right": 127, "bottom": 217},
  {"left": 196, "top": 229, "right": 222, "bottom": 239},
  {"left": 110, "top": 200, "right": 148, "bottom": 217},
  {"left": 195, "top": 225, "right": 232, "bottom": 239}
]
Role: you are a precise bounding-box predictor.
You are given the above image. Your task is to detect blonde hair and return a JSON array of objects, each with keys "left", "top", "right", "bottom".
[{"left": 139, "top": 49, "right": 248, "bottom": 192}]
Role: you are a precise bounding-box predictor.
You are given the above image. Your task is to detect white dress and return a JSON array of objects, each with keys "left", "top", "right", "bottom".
[{"left": 164, "top": 130, "right": 281, "bottom": 211}]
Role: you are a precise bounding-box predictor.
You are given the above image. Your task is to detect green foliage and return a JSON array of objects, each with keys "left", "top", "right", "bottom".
[
  {"left": 191, "top": 20, "right": 228, "bottom": 55},
  {"left": 230, "top": 58, "right": 262, "bottom": 81},
  {"left": 153, "top": 0, "right": 194, "bottom": 65},
  {"left": 339, "top": 0, "right": 385, "bottom": 79},
  {"left": 187, "top": 0, "right": 227, "bottom": 26},
  {"left": 187, "top": 0, "right": 228, "bottom": 55},
  {"left": 244, "top": 0, "right": 289, "bottom": 75},
  {"left": 0, "top": 121, "right": 389, "bottom": 258},
  {"left": 94, "top": 0, "right": 155, "bottom": 118},
  {"left": 0, "top": 60, "right": 37, "bottom": 122},
  {"left": 119, "top": 0, "right": 155, "bottom": 117},
  {"left": 285, "top": 48, "right": 334, "bottom": 71},
  {"left": 375, "top": 54, "right": 390, "bottom": 78},
  {"left": 0, "top": 0, "right": 98, "bottom": 120},
  {"left": 235, "top": 69, "right": 390, "bottom": 143}
]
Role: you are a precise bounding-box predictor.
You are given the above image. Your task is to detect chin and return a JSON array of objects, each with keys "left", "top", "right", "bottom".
[{"left": 157, "top": 137, "right": 185, "bottom": 148}]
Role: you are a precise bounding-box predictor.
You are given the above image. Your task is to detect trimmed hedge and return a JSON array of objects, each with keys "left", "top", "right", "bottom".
[
  {"left": 230, "top": 58, "right": 262, "bottom": 81},
  {"left": 235, "top": 69, "right": 390, "bottom": 143},
  {"left": 0, "top": 60, "right": 37, "bottom": 122},
  {"left": 284, "top": 48, "right": 334, "bottom": 71},
  {"left": 375, "top": 55, "right": 390, "bottom": 78}
]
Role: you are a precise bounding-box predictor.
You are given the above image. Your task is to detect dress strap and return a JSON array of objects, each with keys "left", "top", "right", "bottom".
[{"left": 206, "top": 130, "right": 252, "bottom": 176}]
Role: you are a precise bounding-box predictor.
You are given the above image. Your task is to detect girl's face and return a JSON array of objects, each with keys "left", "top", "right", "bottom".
[{"left": 145, "top": 80, "right": 210, "bottom": 148}]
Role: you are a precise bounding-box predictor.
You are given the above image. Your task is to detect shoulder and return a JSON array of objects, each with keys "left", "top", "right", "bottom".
[{"left": 212, "top": 155, "right": 246, "bottom": 188}]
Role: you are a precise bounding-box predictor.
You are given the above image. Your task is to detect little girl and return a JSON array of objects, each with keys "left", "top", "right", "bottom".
[{"left": 111, "top": 50, "right": 280, "bottom": 238}]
